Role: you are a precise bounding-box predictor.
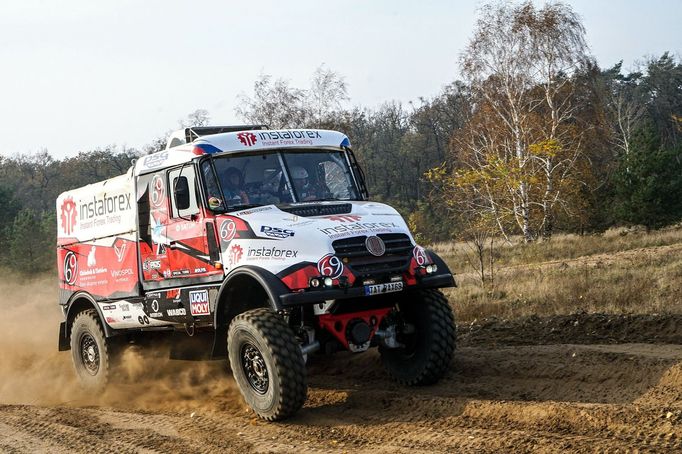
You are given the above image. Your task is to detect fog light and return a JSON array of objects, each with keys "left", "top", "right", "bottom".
[
  {"left": 363, "top": 279, "right": 376, "bottom": 286},
  {"left": 390, "top": 275, "right": 402, "bottom": 283},
  {"left": 310, "top": 278, "right": 320, "bottom": 288},
  {"left": 426, "top": 264, "right": 438, "bottom": 274},
  {"left": 323, "top": 277, "right": 333, "bottom": 287}
]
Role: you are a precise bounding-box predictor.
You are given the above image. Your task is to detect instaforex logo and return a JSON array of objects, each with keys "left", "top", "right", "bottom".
[
  {"left": 60, "top": 197, "right": 77, "bottom": 235},
  {"left": 79, "top": 194, "right": 132, "bottom": 221},
  {"left": 319, "top": 221, "right": 399, "bottom": 237},
  {"left": 237, "top": 132, "right": 257, "bottom": 146},
  {"left": 247, "top": 246, "right": 298, "bottom": 259}
]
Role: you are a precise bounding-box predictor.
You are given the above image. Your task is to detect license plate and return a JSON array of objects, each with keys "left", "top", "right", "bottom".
[{"left": 364, "top": 282, "right": 404, "bottom": 296}]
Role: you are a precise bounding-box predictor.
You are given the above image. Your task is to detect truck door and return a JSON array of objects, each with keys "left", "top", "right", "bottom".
[
  {"left": 137, "top": 171, "right": 173, "bottom": 284},
  {"left": 166, "top": 165, "right": 222, "bottom": 283}
]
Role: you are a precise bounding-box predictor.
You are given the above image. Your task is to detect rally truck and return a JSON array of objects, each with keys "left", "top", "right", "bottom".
[{"left": 57, "top": 125, "right": 456, "bottom": 420}]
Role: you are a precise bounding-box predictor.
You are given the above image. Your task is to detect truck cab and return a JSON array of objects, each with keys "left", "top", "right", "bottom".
[{"left": 57, "top": 126, "right": 456, "bottom": 420}]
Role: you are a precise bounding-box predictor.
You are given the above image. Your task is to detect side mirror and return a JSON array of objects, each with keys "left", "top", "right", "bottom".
[{"left": 174, "top": 176, "right": 191, "bottom": 210}]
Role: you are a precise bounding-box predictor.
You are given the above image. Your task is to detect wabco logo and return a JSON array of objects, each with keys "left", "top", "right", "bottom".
[
  {"left": 237, "top": 132, "right": 257, "bottom": 146},
  {"left": 189, "top": 290, "right": 210, "bottom": 316},
  {"left": 60, "top": 197, "right": 77, "bottom": 235}
]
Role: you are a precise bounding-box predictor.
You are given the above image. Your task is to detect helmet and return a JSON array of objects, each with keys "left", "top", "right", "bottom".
[
  {"left": 290, "top": 166, "right": 308, "bottom": 180},
  {"left": 222, "top": 167, "right": 243, "bottom": 188}
]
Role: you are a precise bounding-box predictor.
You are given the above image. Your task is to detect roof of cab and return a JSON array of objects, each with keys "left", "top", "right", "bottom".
[{"left": 134, "top": 128, "right": 351, "bottom": 176}]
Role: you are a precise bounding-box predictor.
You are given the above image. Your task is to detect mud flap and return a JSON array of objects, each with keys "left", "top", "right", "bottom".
[{"left": 58, "top": 321, "right": 70, "bottom": 351}]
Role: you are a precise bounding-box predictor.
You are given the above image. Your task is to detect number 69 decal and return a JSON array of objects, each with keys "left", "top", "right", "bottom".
[
  {"left": 63, "top": 251, "right": 78, "bottom": 285},
  {"left": 317, "top": 254, "right": 343, "bottom": 279},
  {"left": 219, "top": 219, "right": 237, "bottom": 242}
]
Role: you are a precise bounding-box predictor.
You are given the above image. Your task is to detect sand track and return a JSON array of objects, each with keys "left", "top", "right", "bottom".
[{"left": 2, "top": 310, "right": 682, "bottom": 453}]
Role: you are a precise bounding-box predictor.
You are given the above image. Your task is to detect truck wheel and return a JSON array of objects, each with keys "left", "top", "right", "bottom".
[
  {"left": 70, "top": 309, "right": 112, "bottom": 390},
  {"left": 228, "top": 308, "right": 307, "bottom": 421},
  {"left": 380, "top": 289, "right": 456, "bottom": 386}
]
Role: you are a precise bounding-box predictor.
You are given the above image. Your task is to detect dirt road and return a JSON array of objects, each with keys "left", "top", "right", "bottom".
[{"left": 1, "top": 276, "right": 682, "bottom": 452}]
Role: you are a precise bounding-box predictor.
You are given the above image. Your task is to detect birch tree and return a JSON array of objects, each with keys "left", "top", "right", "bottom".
[{"left": 456, "top": 1, "right": 590, "bottom": 241}]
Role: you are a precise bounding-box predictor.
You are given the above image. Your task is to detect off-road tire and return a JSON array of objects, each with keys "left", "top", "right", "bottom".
[
  {"left": 70, "top": 309, "right": 112, "bottom": 391},
  {"left": 380, "top": 289, "right": 456, "bottom": 385},
  {"left": 228, "top": 308, "right": 307, "bottom": 420}
]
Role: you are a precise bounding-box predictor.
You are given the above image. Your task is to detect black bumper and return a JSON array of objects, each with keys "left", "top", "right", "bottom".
[{"left": 279, "top": 273, "right": 456, "bottom": 307}]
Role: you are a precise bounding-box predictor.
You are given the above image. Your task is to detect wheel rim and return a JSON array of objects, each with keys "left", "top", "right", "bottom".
[
  {"left": 240, "top": 342, "right": 269, "bottom": 395},
  {"left": 79, "top": 333, "right": 100, "bottom": 376}
]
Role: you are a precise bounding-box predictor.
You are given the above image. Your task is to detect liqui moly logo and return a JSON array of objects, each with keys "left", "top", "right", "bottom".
[
  {"left": 237, "top": 132, "right": 257, "bottom": 146},
  {"left": 189, "top": 290, "right": 210, "bottom": 316},
  {"left": 60, "top": 197, "right": 77, "bottom": 235}
]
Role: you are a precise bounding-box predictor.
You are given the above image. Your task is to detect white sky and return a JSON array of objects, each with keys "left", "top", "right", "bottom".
[{"left": 1, "top": 0, "right": 680, "bottom": 158}]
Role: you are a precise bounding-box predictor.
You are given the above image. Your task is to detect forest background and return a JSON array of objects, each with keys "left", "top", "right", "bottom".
[{"left": 1, "top": 1, "right": 680, "bottom": 284}]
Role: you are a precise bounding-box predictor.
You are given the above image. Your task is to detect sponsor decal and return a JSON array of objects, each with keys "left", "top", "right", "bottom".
[
  {"left": 323, "top": 215, "right": 362, "bottom": 222},
  {"left": 256, "top": 130, "right": 321, "bottom": 147},
  {"left": 63, "top": 251, "right": 78, "bottom": 285},
  {"left": 137, "top": 315, "right": 150, "bottom": 325},
  {"left": 413, "top": 246, "right": 428, "bottom": 266},
  {"left": 60, "top": 197, "right": 77, "bottom": 235},
  {"left": 111, "top": 268, "right": 134, "bottom": 278},
  {"left": 151, "top": 216, "right": 166, "bottom": 255},
  {"left": 247, "top": 246, "right": 298, "bottom": 259},
  {"left": 120, "top": 303, "right": 129, "bottom": 312},
  {"left": 150, "top": 312, "right": 163, "bottom": 318},
  {"left": 319, "top": 221, "right": 400, "bottom": 238},
  {"left": 79, "top": 194, "right": 132, "bottom": 223},
  {"left": 122, "top": 315, "right": 132, "bottom": 320},
  {"left": 102, "top": 305, "right": 116, "bottom": 311},
  {"left": 150, "top": 174, "right": 165, "bottom": 207},
  {"left": 189, "top": 290, "right": 210, "bottom": 316},
  {"left": 194, "top": 267, "right": 207, "bottom": 273},
  {"left": 143, "top": 259, "right": 162, "bottom": 271},
  {"left": 219, "top": 219, "right": 237, "bottom": 241},
  {"left": 228, "top": 244, "right": 244, "bottom": 266},
  {"left": 105, "top": 317, "right": 116, "bottom": 323},
  {"left": 163, "top": 269, "right": 172, "bottom": 278},
  {"left": 232, "top": 206, "right": 272, "bottom": 216},
  {"left": 167, "top": 308, "right": 186, "bottom": 317},
  {"left": 317, "top": 254, "right": 343, "bottom": 279},
  {"left": 113, "top": 240, "right": 127, "bottom": 263},
  {"left": 166, "top": 289, "right": 180, "bottom": 300},
  {"left": 172, "top": 269, "right": 191, "bottom": 277},
  {"left": 87, "top": 246, "right": 96, "bottom": 267},
  {"left": 237, "top": 132, "right": 257, "bottom": 146},
  {"left": 143, "top": 151, "right": 168, "bottom": 169},
  {"left": 151, "top": 299, "right": 159, "bottom": 312},
  {"left": 260, "top": 225, "right": 295, "bottom": 239}
]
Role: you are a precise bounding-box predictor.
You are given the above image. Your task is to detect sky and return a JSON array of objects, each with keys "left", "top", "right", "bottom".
[{"left": 0, "top": 0, "right": 680, "bottom": 159}]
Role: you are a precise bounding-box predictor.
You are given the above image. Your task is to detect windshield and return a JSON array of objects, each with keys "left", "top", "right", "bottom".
[{"left": 200, "top": 150, "right": 361, "bottom": 211}]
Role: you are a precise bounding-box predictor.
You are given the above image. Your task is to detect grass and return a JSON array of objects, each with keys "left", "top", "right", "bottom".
[{"left": 435, "top": 225, "right": 682, "bottom": 322}]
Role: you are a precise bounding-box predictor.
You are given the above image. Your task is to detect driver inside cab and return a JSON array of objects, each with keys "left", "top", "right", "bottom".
[{"left": 221, "top": 167, "right": 250, "bottom": 206}]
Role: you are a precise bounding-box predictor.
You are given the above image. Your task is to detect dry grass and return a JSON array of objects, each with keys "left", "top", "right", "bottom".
[{"left": 437, "top": 226, "right": 682, "bottom": 322}]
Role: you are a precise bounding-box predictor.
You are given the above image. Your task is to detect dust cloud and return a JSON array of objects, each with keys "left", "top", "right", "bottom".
[{"left": 0, "top": 274, "right": 243, "bottom": 414}]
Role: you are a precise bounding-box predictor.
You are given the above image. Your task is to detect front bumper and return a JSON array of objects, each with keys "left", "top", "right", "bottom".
[{"left": 279, "top": 272, "right": 455, "bottom": 306}]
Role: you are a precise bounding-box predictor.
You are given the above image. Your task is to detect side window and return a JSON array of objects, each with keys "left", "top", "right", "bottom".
[{"left": 168, "top": 166, "right": 200, "bottom": 218}]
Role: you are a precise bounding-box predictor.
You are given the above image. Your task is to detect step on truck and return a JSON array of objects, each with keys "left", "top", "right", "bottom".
[{"left": 57, "top": 126, "right": 456, "bottom": 420}]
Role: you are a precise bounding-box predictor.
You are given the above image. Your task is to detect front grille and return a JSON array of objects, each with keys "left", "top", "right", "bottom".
[
  {"left": 280, "top": 203, "right": 352, "bottom": 217},
  {"left": 332, "top": 233, "right": 413, "bottom": 276}
]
